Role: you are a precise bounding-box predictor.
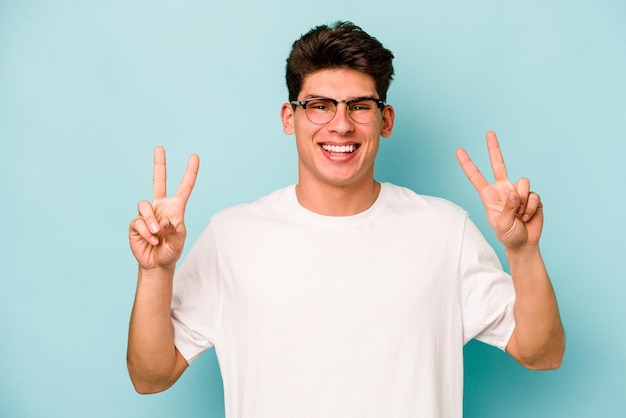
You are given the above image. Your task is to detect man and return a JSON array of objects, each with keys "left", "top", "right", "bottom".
[{"left": 127, "top": 21, "right": 564, "bottom": 417}]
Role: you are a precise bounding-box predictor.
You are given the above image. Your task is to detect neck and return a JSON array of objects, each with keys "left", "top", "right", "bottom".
[{"left": 295, "top": 179, "right": 381, "bottom": 216}]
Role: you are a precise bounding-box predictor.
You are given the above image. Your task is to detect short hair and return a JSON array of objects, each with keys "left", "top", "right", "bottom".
[{"left": 285, "top": 21, "right": 395, "bottom": 102}]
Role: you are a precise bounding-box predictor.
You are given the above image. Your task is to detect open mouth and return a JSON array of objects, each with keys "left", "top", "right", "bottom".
[{"left": 320, "top": 144, "right": 359, "bottom": 154}]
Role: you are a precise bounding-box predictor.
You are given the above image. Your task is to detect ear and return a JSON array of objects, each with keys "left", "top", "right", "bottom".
[
  {"left": 281, "top": 103, "right": 295, "bottom": 135},
  {"left": 380, "top": 104, "right": 395, "bottom": 138}
]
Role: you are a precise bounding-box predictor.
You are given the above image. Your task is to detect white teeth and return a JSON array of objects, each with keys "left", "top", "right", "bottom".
[{"left": 321, "top": 144, "right": 357, "bottom": 153}]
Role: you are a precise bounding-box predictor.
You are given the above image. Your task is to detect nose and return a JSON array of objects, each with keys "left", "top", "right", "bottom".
[{"left": 327, "top": 102, "right": 354, "bottom": 135}]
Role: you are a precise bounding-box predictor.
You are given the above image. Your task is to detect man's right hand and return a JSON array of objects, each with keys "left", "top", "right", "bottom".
[
  {"left": 127, "top": 146, "right": 198, "bottom": 393},
  {"left": 129, "top": 146, "right": 199, "bottom": 271}
]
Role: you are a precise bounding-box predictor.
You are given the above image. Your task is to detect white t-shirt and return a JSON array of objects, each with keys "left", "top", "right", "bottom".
[{"left": 171, "top": 183, "right": 515, "bottom": 418}]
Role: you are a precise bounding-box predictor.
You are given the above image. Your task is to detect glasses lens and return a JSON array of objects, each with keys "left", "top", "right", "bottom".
[
  {"left": 305, "top": 99, "right": 335, "bottom": 124},
  {"left": 302, "top": 98, "right": 382, "bottom": 124},
  {"left": 347, "top": 99, "right": 379, "bottom": 124}
]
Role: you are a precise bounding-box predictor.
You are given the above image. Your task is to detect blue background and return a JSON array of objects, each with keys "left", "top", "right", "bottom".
[{"left": 1, "top": 1, "right": 625, "bottom": 417}]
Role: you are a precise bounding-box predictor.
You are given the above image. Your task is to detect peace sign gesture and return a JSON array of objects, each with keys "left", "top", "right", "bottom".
[
  {"left": 456, "top": 132, "right": 543, "bottom": 250},
  {"left": 129, "top": 147, "right": 199, "bottom": 271}
]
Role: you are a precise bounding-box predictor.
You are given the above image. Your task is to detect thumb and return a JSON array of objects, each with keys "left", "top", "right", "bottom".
[
  {"left": 498, "top": 191, "right": 522, "bottom": 232},
  {"left": 162, "top": 217, "right": 171, "bottom": 231},
  {"left": 161, "top": 216, "right": 187, "bottom": 246}
]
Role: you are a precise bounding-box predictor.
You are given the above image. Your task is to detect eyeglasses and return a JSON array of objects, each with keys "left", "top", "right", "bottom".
[{"left": 290, "top": 97, "right": 385, "bottom": 125}]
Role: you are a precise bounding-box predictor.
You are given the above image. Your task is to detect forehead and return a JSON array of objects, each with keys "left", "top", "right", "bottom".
[{"left": 300, "top": 68, "right": 377, "bottom": 99}]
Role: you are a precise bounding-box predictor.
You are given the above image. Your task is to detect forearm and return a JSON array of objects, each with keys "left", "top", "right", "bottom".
[
  {"left": 127, "top": 266, "right": 187, "bottom": 393},
  {"left": 506, "top": 244, "right": 565, "bottom": 370}
]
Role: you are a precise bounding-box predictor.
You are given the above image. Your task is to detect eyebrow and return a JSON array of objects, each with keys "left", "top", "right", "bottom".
[{"left": 301, "top": 94, "right": 377, "bottom": 100}]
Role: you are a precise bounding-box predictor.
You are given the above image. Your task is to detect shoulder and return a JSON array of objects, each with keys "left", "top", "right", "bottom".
[
  {"left": 381, "top": 182, "right": 467, "bottom": 218},
  {"left": 211, "top": 185, "right": 295, "bottom": 225}
]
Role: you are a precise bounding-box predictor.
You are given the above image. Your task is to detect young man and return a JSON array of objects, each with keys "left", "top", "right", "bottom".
[{"left": 127, "top": 22, "right": 564, "bottom": 417}]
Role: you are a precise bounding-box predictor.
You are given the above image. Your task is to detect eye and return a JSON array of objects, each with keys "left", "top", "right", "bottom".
[
  {"left": 349, "top": 100, "right": 375, "bottom": 112},
  {"left": 307, "top": 99, "right": 334, "bottom": 111}
]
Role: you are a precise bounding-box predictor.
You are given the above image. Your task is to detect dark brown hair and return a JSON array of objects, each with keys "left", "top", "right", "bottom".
[{"left": 285, "top": 21, "right": 395, "bottom": 102}]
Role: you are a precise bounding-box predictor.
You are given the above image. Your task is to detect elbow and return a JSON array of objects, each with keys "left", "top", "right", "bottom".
[
  {"left": 126, "top": 346, "right": 188, "bottom": 394},
  {"left": 132, "top": 384, "right": 167, "bottom": 395},
  {"left": 131, "top": 381, "right": 158, "bottom": 395},
  {"left": 508, "top": 328, "right": 566, "bottom": 371},
  {"left": 129, "top": 374, "right": 173, "bottom": 395},
  {"left": 519, "top": 336, "right": 566, "bottom": 371},
  {"left": 127, "top": 358, "right": 174, "bottom": 395},
  {"left": 519, "top": 352, "right": 563, "bottom": 371},
  {"left": 129, "top": 375, "right": 166, "bottom": 395}
]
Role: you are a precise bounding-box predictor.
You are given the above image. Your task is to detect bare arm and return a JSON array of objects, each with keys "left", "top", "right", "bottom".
[
  {"left": 127, "top": 146, "right": 199, "bottom": 393},
  {"left": 456, "top": 132, "right": 565, "bottom": 370},
  {"left": 503, "top": 244, "right": 564, "bottom": 369},
  {"left": 128, "top": 267, "right": 188, "bottom": 393}
]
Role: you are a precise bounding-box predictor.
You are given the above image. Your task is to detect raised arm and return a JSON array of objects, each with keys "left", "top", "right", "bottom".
[
  {"left": 127, "top": 146, "right": 199, "bottom": 393},
  {"left": 456, "top": 131, "right": 565, "bottom": 370}
]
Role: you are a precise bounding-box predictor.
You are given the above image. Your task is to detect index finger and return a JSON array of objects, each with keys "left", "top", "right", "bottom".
[
  {"left": 486, "top": 131, "right": 509, "bottom": 182},
  {"left": 174, "top": 154, "right": 200, "bottom": 206},
  {"left": 153, "top": 146, "right": 167, "bottom": 200}
]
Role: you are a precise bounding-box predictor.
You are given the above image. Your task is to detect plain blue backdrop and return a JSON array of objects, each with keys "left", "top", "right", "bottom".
[{"left": 1, "top": 0, "right": 625, "bottom": 417}]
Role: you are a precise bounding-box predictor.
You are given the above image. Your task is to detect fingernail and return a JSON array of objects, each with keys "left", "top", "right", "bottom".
[
  {"left": 522, "top": 214, "right": 530, "bottom": 222},
  {"left": 509, "top": 192, "right": 518, "bottom": 202},
  {"left": 149, "top": 236, "right": 159, "bottom": 245},
  {"left": 149, "top": 223, "right": 159, "bottom": 233}
]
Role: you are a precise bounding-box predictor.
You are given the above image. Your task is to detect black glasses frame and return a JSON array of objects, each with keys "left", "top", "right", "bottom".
[{"left": 290, "top": 97, "right": 385, "bottom": 124}]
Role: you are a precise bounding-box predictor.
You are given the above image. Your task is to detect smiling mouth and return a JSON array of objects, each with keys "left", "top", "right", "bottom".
[{"left": 321, "top": 144, "right": 359, "bottom": 154}]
